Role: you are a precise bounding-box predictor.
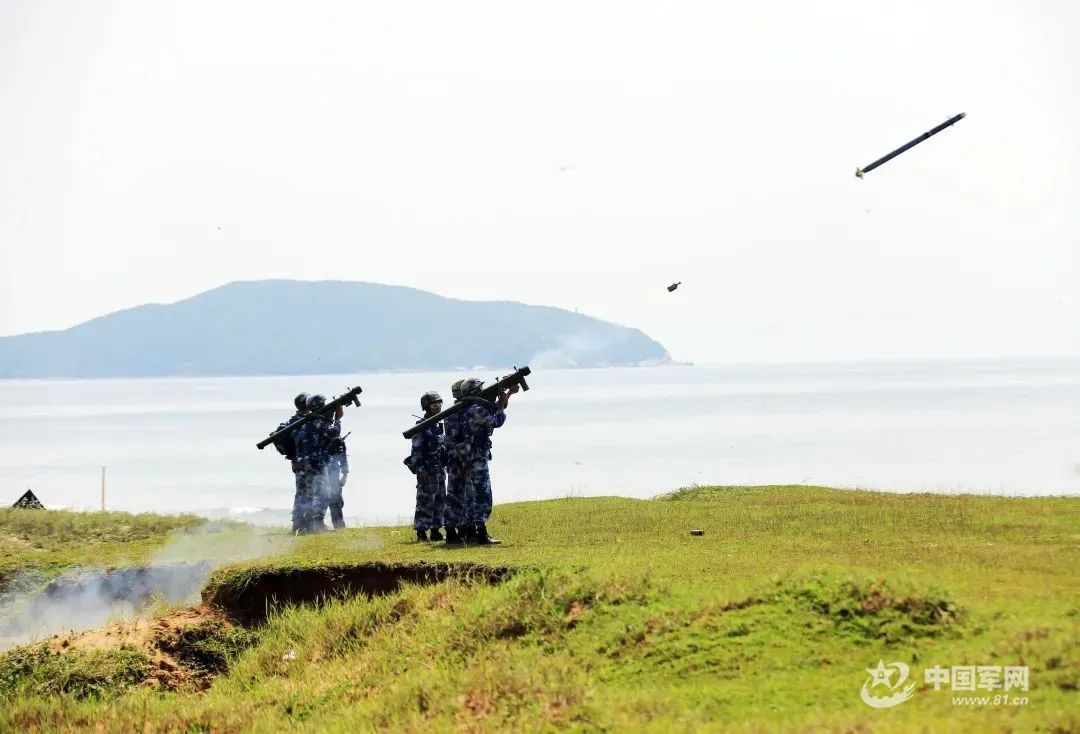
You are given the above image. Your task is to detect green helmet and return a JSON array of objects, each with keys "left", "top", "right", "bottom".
[
  {"left": 420, "top": 391, "right": 443, "bottom": 411},
  {"left": 460, "top": 378, "right": 484, "bottom": 397}
]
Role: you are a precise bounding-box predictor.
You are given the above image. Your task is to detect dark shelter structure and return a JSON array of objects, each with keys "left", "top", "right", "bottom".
[{"left": 12, "top": 489, "right": 44, "bottom": 509}]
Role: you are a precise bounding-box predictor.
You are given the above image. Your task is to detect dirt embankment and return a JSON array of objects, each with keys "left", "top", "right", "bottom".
[
  {"left": 24, "top": 561, "right": 515, "bottom": 690},
  {"left": 46, "top": 605, "right": 240, "bottom": 690},
  {"left": 204, "top": 561, "right": 514, "bottom": 623}
]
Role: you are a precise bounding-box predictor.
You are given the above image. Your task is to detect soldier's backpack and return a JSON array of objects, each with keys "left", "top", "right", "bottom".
[{"left": 270, "top": 420, "right": 298, "bottom": 460}]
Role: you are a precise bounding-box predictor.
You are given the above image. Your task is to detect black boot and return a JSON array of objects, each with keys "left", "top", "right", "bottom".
[
  {"left": 473, "top": 523, "right": 501, "bottom": 545},
  {"left": 428, "top": 528, "right": 444, "bottom": 542},
  {"left": 444, "top": 527, "right": 463, "bottom": 545},
  {"left": 416, "top": 528, "right": 428, "bottom": 542}
]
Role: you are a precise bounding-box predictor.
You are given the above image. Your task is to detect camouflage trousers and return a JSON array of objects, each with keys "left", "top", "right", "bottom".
[
  {"left": 298, "top": 464, "right": 332, "bottom": 532},
  {"left": 443, "top": 461, "right": 471, "bottom": 528},
  {"left": 291, "top": 468, "right": 308, "bottom": 533},
  {"left": 326, "top": 479, "right": 345, "bottom": 529},
  {"left": 413, "top": 465, "right": 446, "bottom": 530},
  {"left": 326, "top": 457, "right": 346, "bottom": 529},
  {"left": 464, "top": 459, "right": 493, "bottom": 525}
]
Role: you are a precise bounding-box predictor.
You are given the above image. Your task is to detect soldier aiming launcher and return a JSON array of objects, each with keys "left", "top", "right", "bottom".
[
  {"left": 256, "top": 386, "right": 363, "bottom": 450},
  {"left": 402, "top": 366, "right": 531, "bottom": 439}
]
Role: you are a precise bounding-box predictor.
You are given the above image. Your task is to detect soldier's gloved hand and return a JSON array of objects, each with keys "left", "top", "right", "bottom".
[
  {"left": 334, "top": 406, "right": 344, "bottom": 420},
  {"left": 507, "top": 383, "right": 521, "bottom": 394},
  {"left": 340, "top": 472, "right": 348, "bottom": 487}
]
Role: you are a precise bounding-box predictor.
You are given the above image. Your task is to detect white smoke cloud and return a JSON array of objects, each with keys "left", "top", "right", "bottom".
[
  {"left": 529, "top": 332, "right": 615, "bottom": 369},
  {"left": 529, "top": 330, "right": 672, "bottom": 369},
  {"left": 0, "top": 522, "right": 296, "bottom": 650}
]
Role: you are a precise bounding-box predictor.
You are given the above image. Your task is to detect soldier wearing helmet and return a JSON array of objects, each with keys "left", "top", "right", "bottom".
[
  {"left": 277, "top": 393, "right": 310, "bottom": 534},
  {"left": 293, "top": 393, "right": 345, "bottom": 534},
  {"left": 460, "top": 376, "right": 519, "bottom": 545},
  {"left": 409, "top": 390, "right": 446, "bottom": 542},
  {"left": 441, "top": 379, "right": 471, "bottom": 544}
]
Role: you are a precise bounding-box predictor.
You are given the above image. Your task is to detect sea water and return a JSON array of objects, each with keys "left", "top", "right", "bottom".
[{"left": 1, "top": 358, "right": 1077, "bottom": 526}]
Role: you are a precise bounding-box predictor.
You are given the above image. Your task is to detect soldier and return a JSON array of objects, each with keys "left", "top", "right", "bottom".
[
  {"left": 282, "top": 393, "right": 309, "bottom": 534},
  {"left": 442, "top": 379, "right": 471, "bottom": 545},
  {"left": 294, "top": 394, "right": 343, "bottom": 534},
  {"left": 410, "top": 391, "right": 446, "bottom": 542},
  {"left": 460, "top": 377, "right": 518, "bottom": 545},
  {"left": 326, "top": 432, "right": 349, "bottom": 529}
]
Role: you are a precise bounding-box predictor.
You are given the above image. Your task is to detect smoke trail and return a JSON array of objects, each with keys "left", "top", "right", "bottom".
[
  {"left": 529, "top": 330, "right": 672, "bottom": 369},
  {"left": 0, "top": 522, "right": 296, "bottom": 650},
  {"left": 529, "top": 332, "right": 617, "bottom": 369}
]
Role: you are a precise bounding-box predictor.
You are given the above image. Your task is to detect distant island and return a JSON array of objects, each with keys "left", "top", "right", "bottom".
[{"left": 0, "top": 280, "right": 672, "bottom": 378}]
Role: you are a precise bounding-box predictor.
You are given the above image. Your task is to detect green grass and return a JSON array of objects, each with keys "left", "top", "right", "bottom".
[
  {"left": 1, "top": 486, "right": 1078, "bottom": 732},
  {"left": 0, "top": 507, "right": 203, "bottom": 587},
  {"left": 157, "top": 621, "right": 259, "bottom": 677},
  {"left": 0, "top": 643, "right": 150, "bottom": 700},
  {"left": 0, "top": 508, "right": 258, "bottom": 636}
]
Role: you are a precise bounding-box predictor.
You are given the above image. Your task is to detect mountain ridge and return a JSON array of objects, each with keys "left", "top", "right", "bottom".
[{"left": 0, "top": 280, "right": 671, "bottom": 378}]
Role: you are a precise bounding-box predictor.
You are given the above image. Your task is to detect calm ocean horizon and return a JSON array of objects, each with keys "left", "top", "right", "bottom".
[{"left": 2, "top": 357, "right": 1078, "bottom": 526}]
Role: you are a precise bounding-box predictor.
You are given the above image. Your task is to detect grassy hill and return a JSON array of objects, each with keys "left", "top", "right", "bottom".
[
  {"left": 0, "top": 508, "right": 202, "bottom": 589},
  {"left": 1, "top": 487, "right": 1077, "bottom": 732}
]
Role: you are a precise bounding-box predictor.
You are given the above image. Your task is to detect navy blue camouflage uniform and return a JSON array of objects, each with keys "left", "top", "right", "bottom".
[
  {"left": 326, "top": 437, "right": 348, "bottom": 529},
  {"left": 463, "top": 402, "right": 506, "bottom": 525},
  {"left": 442, "top": 408, "right": 472, "bottom": 530},
  {"left": 410, "top": 420, "right": 446, "bottom": 531},
  {"left": 294, "top": 413, "right": 340, "bottom": 533},
  {"left": 283, "top": 409, "right": 308, "bottom": 534}
]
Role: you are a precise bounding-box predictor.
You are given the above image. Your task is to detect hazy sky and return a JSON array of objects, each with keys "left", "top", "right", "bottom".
[{"left": 2, "top": 0, "right": 1077, "bottom": 363}]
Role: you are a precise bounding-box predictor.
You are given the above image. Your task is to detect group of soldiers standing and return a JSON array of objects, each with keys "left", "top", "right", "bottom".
[
  {"left": 280, "top": 392, "right": 349, "bottom": 534},
  {"left": 278, "top": 377, "right": 517, "bottom": 541},
  {"left": 408, "top": 377, "right": 518, "bottom": 545}
]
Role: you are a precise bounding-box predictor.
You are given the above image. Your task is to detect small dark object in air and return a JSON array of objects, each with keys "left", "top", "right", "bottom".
[
  {"left": 13, "top": 489, "right": 44, "bottom": 509},
  {"left": 855, "top": 112, "right": 966, "bottom": 178},
  {"left": 667, "top": 282, "right": 681, "bottom": 293},
  {"left": 690, "top": 529, "right": 704, "bottom": 536}
]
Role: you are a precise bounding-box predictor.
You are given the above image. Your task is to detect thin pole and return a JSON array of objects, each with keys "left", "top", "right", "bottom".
[{"left": 101, "top": 466, "right": 106, "bottom": 512}]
